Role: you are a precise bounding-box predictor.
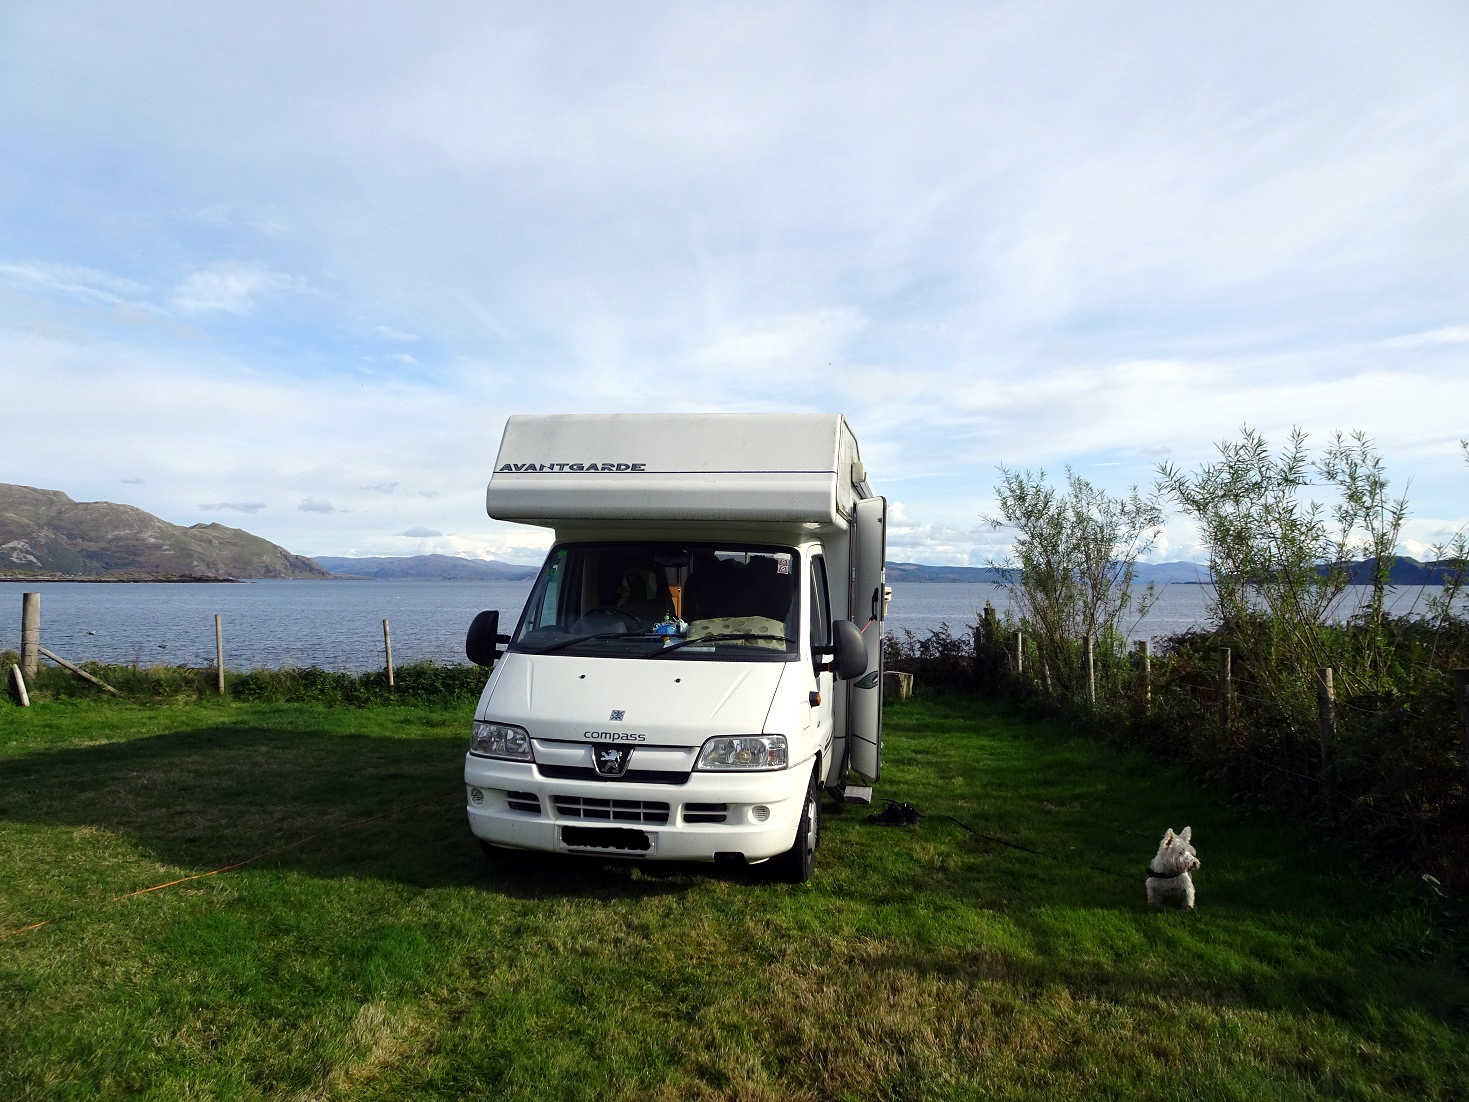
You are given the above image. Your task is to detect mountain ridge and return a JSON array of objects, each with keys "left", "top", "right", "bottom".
[
  {"left": 0, "top": 483, "right": 328, "bottom": 580},
  {"left": 884, "top": 560, "right": 1214, "bottom": 583},
  {"left": 312, "top": 555, "right": 538, "bottom": 581},
  {"left": 3, "top": 483, "right": 1456, "bottom": 587}
]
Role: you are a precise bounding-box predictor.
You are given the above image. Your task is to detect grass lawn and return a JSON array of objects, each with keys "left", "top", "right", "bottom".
[{"left": 2, "top": 692, "right": 1466, "bottom": 1100}]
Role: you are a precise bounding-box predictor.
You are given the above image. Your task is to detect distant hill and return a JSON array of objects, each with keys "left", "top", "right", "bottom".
[
  {"left": 885, "top": 562, "right": 1015, "bottom": 583},
  {"left": 313, "top": 554, "right": 539, "bottom": 581},
  {"left": 884, "top": 560, "right": 1212, "bottom": 584},
  {"left": 883, "top": 558, "right": 1462, "bottom": 586},
  {"left": 1132, "top": 561, "right": 1215, "bottom": 584},
  {"left": 0, "top": 484, "right": 329, "bottom": 581},
  {"left": 1333, "top": 557, "right": 1464, "bottom": 586}
]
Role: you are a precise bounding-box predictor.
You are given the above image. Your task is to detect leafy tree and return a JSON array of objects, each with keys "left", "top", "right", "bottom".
[
  {"left": 1423, "top": 438, "right": 1469, "bottom": 650},
  {"left": 987, "top": 467, "right": 1162, "bottom": 697},
  {"left": 1157, "top": 426, "right": 1409, "bottom": 708},
  {"left": 1318, "top": 430, "right": 1411, "bottom": 683}
]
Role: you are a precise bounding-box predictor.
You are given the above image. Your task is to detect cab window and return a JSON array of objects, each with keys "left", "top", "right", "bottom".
[{"left": 809, "top": 554, "right": 831, "bottom": 653}]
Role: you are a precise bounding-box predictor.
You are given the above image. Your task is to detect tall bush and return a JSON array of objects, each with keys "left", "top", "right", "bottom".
[
  {"left": 987, "top": 466, "right": 1162, "bottom": 696},
  {"left": 1156, "top": 426, "right": 1410, "bottom": 712},
  {"left": 1424, "top": 439, "right": 1469, "bottom": 649}
]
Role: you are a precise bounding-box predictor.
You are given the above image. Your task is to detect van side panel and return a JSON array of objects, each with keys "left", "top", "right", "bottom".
[
  {"left": 847, "top": 496, "right": 886, "bottom": 782},
  {"left": 825, "top": 525, "right": 852, "bottom": 789}
]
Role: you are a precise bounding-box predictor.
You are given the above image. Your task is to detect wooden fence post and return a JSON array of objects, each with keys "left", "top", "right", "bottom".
[
  {"left": 1013, "top": 630, "right": 1024, "bottom": 676},
  {"left": 383, "top": 618, "right": 396, "bottom": 689},
  {"left": 39, "top": 647, "right": 119, "bottom": 695},
  {"left": 214, "top": 614, "right": 225, "bottom": 696},
  {"left": 9, "top": 664, "right": 28, "bottom": 707},
  {"left": 1218, "top": 647, "right": 1232, "bottom": 734},
  {"left": 1455, "top": 669, "right": 1468, "bottom": 792},
  {"left": 1083, "top": 634, "right": 1095, "bottom": 707},
  {"left": 21, "top": 592, "right": 39, "bottom": 679},
  {"left": 1135, "top": 639, "right": 1151, "bottom": 714}
]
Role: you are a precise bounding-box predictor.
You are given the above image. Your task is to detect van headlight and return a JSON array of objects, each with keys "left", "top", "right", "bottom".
[
  {"left": 695, "top": 734, "right": 788, "bottom": 771},
  {"left": 470, "top": 721, "right": 533, "bottom": 762}
]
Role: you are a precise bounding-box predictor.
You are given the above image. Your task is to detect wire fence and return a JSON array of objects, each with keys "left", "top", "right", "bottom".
[{"left": 885, "top": 614, "right": 1469, "bottom": 889}]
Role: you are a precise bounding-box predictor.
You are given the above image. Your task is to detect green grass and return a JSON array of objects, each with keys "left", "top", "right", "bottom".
[{"left": 2, "top": 693, "right": 1466, "bottom": 1100}]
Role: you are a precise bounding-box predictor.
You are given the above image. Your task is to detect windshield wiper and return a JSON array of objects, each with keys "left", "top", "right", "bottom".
[
  {"left": 524, "top": 631, "right": 665, "bottom": 655},
  {"left": 649, "top": 632, "right": 794, "bottom": 657}
]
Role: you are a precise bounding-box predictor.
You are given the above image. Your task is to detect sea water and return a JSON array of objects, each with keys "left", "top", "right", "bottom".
[{"left": 0, "top": 580, "right": 1450, "bottom": 674}]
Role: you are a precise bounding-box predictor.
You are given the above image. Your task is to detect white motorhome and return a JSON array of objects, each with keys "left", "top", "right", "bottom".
[{"left": 463, "top": 413, "right": 886, "bottom": 881}]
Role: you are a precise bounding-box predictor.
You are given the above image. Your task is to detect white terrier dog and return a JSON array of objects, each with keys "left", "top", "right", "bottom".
[{"left": 1146, "top": 826, "right": 1200, "bottom": 908}]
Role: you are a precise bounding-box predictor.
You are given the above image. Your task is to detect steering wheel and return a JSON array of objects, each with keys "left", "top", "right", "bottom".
[{"left": 581, "top": 607, "right": 646, "bottom": 629}]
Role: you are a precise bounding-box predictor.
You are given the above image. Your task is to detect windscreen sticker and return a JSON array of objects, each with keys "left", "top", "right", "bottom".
[{"left": 776, "top": 555, "right": 791, "bottom": 574}]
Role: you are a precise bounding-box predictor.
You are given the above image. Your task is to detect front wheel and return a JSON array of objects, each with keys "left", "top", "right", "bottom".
[{"left": 771, "top": 772, "right": 820, "bottom": 884}]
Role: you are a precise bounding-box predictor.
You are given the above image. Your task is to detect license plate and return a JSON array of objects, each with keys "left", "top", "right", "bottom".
[{"left": 561, "top": 826, "right": 654, "bottom": 853}]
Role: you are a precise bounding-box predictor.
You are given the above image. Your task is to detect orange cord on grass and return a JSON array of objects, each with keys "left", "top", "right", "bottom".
[
  {"left": 0, "top": 792, "right": 460, "bottom": 942},
  {"left": 1, "top": 857, "right": 259, "bottom": 941}
]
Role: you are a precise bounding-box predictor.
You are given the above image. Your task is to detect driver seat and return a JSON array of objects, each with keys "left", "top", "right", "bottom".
[{"left": 616, "top": 565, "right": 669, "bottom": 623}]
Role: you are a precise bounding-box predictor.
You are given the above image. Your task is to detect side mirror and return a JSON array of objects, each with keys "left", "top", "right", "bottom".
[
  {"left": 466, "top": 610, "right": 509, "bottom": 667},
  {"left": 830, "top": 619, "right": 867, "bottom": 680}
]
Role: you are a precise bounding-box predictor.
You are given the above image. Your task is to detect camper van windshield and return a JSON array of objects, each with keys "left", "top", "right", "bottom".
[{"left": 510, "top": 542, "right": 800, "bottom": 660}]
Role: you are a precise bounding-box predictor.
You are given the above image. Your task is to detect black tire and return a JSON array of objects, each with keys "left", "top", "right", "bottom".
[{"left": 771, "top": 771, "right": 820, "bottom": 884}]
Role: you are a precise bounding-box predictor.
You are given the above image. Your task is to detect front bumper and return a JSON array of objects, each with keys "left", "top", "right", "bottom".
[{"left": 463, "top": 754, "right": 809, "bottom": 862}]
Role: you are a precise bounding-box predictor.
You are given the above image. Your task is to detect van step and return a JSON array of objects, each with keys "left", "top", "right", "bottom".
[{"left": 842, "top": 786, "right": 873, "bottom": 805}]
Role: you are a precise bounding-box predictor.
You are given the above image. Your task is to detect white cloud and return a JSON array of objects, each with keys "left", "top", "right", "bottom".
[
  {"left": 170, "top": 262, "right": 302, "bottom": 314},
  {"left": 199, "top": 501, "right": 267, "bottom": 513},
  {"left": 298, "top": 498, "right": 340, "bottom": 514},
  {"left": 885, "top": 499, "right": 1009, "bottom": 567},
  {"left": 692, "top": 308, "right": 867, "bottom": 376},
  {"left": 400, "top": 526, "right": 442, "bottom": 538},
  {"left": 184, "top": 203, "right": 288, "bottom": 236},
  {"left": 1378, "top": 324, "right": 1469, "bottom": 348},
  {"left": 0, "top": 261, "right": 147, "bottom": 305},
  {"left": 374, "top": 325, "right": 420, "bottom": 341}
]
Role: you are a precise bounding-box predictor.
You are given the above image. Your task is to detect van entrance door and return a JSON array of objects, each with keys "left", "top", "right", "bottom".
[
  {"left": 807, "top": 554, "right": 835, "bottom": 771},
  {"left": 848, "top": 496, "right": 886, "bottom": 782}
]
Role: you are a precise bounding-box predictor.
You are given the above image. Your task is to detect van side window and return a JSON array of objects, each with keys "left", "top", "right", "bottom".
[{"left": 809, "top": 555, "right": 831, "bottom": 651}]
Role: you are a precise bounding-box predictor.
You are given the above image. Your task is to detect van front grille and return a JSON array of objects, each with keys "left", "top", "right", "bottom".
[
  {"left": 506, "top": 791, "right": 540, "bottom": 815},
  {"left": 552, "top": 795, "right": 670, "bottom": 825},
  {"left": 538, "top": 764, "right": 690, "bottom": 785},
  {"left": 683, "top": 803, "right": 728, "bottom": 824}
]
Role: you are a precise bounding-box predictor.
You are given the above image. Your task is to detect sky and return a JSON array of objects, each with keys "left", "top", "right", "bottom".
[{"left": 3, "top": 1, "right": 1467, "bottom": 568}]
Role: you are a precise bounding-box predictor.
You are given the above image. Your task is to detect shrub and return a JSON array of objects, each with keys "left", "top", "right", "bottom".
[
  {"left": 1157, "top": 426, "right": 1414, "bottom": 726},
  {"left": 4, "top": 659, "right": 488, "bottom": 708},
  {"left": 883, "top": 623, "right": 977, "bottom": 691},
  {"left": 986, "top": 466, "right": 1161, "bottom": 699}
]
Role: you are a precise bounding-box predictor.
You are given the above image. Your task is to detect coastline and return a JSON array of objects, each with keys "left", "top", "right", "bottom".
[{"left": 0, "top": 575, "right": 253, "bottom": 584}]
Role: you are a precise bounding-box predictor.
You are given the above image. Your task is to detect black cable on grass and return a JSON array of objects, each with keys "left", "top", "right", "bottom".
[{"left": 866, "top": 799, "right": 922, "bottom": 826}]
